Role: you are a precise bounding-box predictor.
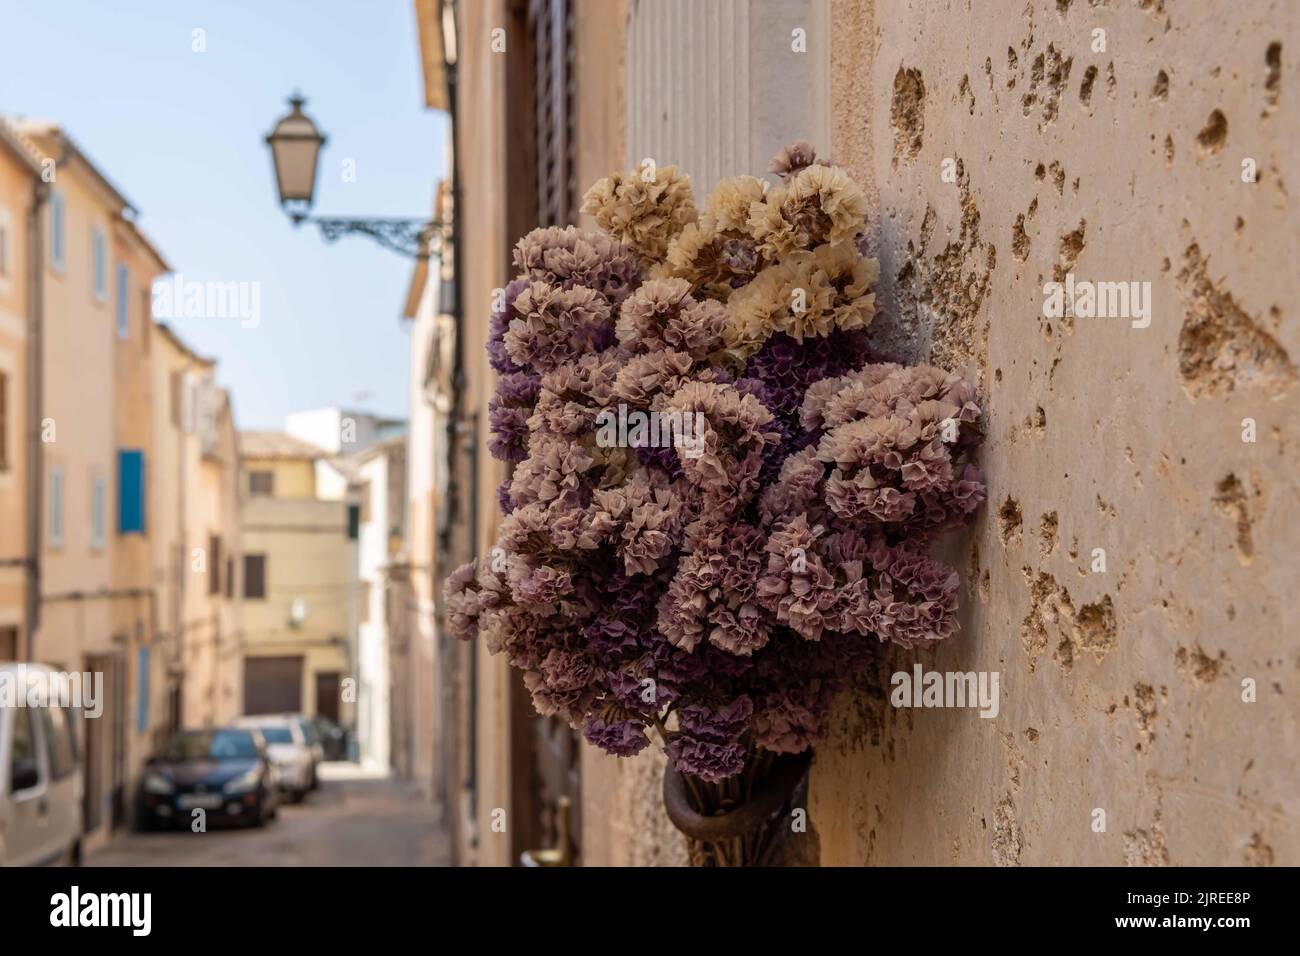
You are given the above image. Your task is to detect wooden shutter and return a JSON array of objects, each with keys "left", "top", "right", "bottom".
[
  {"left": 0, "top": 625, "right": 17, "bottom": 661},
  {"left": 243, "top": 554, "right": 266, "bottom": 599},
  {"left": 209, "top": 534, "right": 221, "bottom": 595},
  {"left": 532, "top": 0, "right": 575, "bottom": 227},
  {"left": 117, "top": 450, "right": 145, "bottom": 534},
  {"left": 0, "top": 369, "right": 7, "bottom": 471}
]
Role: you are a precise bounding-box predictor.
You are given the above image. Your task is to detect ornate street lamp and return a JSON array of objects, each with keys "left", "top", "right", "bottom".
[
  {"left": 264, "top": 93, "right": 440, "bottom": 259},
  {"left": 265, "top": 94, "right": 326, "bottom": 215}
]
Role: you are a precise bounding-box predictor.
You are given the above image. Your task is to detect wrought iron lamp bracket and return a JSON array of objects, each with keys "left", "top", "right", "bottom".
[{"left": 290, "top": 214, "right": 442, "bottom": 260}]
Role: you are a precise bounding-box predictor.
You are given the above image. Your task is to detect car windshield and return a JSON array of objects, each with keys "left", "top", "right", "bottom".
[
  {"left": 256, "top": 726, "right": 293, "bottom": 744},
  {"left": 162, "top": 730, "right": 258, "bottom": 761},
  {"left": 296, "top": 718, "right": 319, "bottom": 743}
]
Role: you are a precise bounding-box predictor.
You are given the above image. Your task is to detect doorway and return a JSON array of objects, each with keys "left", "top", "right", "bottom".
[{"left": 315, "top": 671, "right": 341, "bottom": 723}]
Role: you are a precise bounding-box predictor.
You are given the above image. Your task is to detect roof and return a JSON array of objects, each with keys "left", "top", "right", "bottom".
[
  {"left": 3, "top": 116, "right": 172, "bottom": 272},
  {"left": 0, "top": 115, "right": 44, "bottom": 176},
  {"left": 320, "top": 455, "right": 362, "bottom": 484},
  {"left": 355, "top": 433, "right": 408, "bottom": 466},
  {"left": 11, "top": 119, "right": 138, "bottom": 216},
  {"left": 402, "top": 254, "right": 429, "bottom": 320},
  {"left": 328, "top": 433, "right": 408, "bottom": 479},
  {"left": 403, "top": 179, "right": 450, "bottom": 320},
  {"left": 117, "top": 217, "right": 173, "bottom": 274},
  {"left": 414, "top": 0, "right": 450, "bottom": 111},
  {"left": 239, "top": 431, "right": 329, "bottom": 461},
  {"left": 154, "top": 323, "right": 216, "bottom": 367}
]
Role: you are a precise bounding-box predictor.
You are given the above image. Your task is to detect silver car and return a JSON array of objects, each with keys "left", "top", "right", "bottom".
[{"left": 232, "top": 716, "right": 314, "bottom": 802}]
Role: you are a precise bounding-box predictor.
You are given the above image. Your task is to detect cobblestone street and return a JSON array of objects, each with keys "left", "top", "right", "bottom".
[{"left": 87, "top": 765, "right": 450, "bottom": 867}]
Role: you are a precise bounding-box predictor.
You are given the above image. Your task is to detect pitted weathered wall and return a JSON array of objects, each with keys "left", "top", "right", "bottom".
[{"left": 814, "top": 0, "right": 1298, "bottom": 865}]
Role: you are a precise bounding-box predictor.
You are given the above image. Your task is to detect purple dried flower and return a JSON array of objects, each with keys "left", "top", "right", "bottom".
[
  {"left": 447, "top": 159, "right": 984, "bottom": 779},
  {"left": 677, "top": 696, "right": 753, "bottom": 742},
  {"left": 665, "top": 735, "right": 747, "bottom": 782},
  {"left": 584, "top": 716, "right": 651, "bottom": 757}
]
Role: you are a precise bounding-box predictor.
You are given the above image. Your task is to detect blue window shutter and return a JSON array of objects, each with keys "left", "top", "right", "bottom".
[
  {"left": 118, "top": 450, "right": 145, "bottom": 534},
  {"left": 137, "top": 646, "right": 150, "bottom": 733}
]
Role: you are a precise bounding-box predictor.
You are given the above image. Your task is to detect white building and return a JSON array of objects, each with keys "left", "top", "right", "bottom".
[
  {"left": 282, "top": 407, "right": 406, "bottom": 769},
  {"left": 344, "top": 436, "right": 407, "bottom": 770},
  {"left": 400, "top": 177, "right": 452, "bottom": 794}
]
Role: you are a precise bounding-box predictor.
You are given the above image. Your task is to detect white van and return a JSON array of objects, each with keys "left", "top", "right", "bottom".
[{"left": 0, "top": 663, "right": 83, "bottom": 866}]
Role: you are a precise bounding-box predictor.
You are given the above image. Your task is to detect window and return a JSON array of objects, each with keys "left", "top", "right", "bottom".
[
  {"left": 49, "top": 191, "right": 64, "bottom": 272},
  {"left": 136, "top": 646, "right": 150, "bottom": 734},
  {"left": 347, "top": 503, "right": 360, "bottom": 540},
  {"left": 0, "top": 369, "right": 8, "bottom": 472},
  {"left": 243, "top": 554, "right": 266, "bottom": 599},
  {"left": 8, "top": 705, "right": 39, "bottom": 794},
  {"left": 170, "top": 371, "right": 182, "bottom": 427},
  {"left": 0, "top": 625, "right": 18, "bottom": 661},
  {"left": 91, "top": 476, "right": 106, "bottom": 549},
  {"left": 209, "top": 534, "right": 222, "bottom": 595},
  {"left": 39, "top": 703, "right": 77, "bottom": 781},
  {"left": 92, "top": 228, "right": 107, "bottom": 301},
  {"left": 49, "top": 466, "right": 64, "bottom": 548},
  {"left": 225, "top": 556, "right": 234, "bottom": 599},
  {"left": 116, "top": 263, "right": 129, "bottom": 338},
  {"left": 531, "top": 0, "right": 575, "bottom": 228},
  {"left": 141, "top": 288, "right": 152, "bottom": 354},
  {"left": 180, "top": 377, "right": 196, "bottom": 433},
  {"left": 0, "top": 220, "right": 8, "bottom": 277},
  {"left": 117, "top": 449, "right": 145, "bottom": 534},
  {"left": 249, "top": 470, "right": 274, "bottom": 496}
]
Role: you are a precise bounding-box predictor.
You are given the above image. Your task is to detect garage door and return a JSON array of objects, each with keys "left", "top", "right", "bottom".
[{"left": 243, "top": 656, "right": 304, "bottom": 715}]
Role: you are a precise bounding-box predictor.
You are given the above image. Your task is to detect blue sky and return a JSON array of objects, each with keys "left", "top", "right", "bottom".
[{"left": 0, "top": 0, "right": 446, "bottom": 429}]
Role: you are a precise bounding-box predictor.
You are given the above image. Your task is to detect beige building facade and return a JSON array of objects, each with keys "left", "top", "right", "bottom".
[
  {"left": 110, "top": 220, "right": 173, "bottom": 827},
  {"left": 0, "top": 119, "right": 42, "bottom": 666},
  {"left": 19, "top": 122, "right": 131, "bottom": 851},
  {"left": 3, "top": 117, "right": 245, "bottom": 849},
  {"left": 239, "top": 432, "right": 352, "bottom": 726},
  {"left": 152, "top": 326, "right": 243, "bottom": 732},
  {"left": 400, "top": 176, "right": 452, "bottom": 804}
]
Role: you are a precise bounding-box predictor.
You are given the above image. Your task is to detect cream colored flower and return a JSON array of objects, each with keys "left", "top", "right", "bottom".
[
  {"left": 746, "top": 163, "right": 868, "bottom": 258},
  {"left": 581, "top": 164, "right": 698, "bottom": 263},
  {"left": 701, "top": 175, "right": 768, "bottom": 233},
  {"left": 723, "top": 243, "right": 879, "bottom": 358}
]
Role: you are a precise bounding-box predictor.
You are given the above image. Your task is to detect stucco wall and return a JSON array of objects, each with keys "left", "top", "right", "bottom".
[
  {"left": 240, "top": 493, "right": 351, "bottom": 719},
  {"left": 811, "top": 0, "right": 1298, "bottom": 865},
  {"left": 0, "top": 145, "right": 33, "bottom": 656}
]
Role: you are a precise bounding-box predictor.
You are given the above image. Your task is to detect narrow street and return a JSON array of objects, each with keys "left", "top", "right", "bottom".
[{"left": 87, "top": 765, "right": 450, "bottom": 867}]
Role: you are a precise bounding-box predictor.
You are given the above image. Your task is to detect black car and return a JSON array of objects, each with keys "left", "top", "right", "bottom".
[
  {"left": 138, "top": 728, "right": 278, "bottom": 830},
  {"left": 310, "top": 715, "right": 350, "bottom": 762}
]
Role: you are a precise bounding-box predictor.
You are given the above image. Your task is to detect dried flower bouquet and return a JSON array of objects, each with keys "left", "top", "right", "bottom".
[{"left": 446, "top": 142, "right": 985, "bottom": 864}]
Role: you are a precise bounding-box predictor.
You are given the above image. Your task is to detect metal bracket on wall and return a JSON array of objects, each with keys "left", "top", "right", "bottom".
[{"left": 294, "top": 216, "right": 443, "bottom": 260}]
